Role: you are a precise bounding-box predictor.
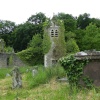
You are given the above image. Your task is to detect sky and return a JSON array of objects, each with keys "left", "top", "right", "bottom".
[{"left": 0, "top": 0, "right": 100, "bottom": 24}]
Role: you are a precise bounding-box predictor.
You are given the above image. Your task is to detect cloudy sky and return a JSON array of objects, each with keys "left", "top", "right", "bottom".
[{"left": 0, "top": 0, "right": 100, "bottom": 24}]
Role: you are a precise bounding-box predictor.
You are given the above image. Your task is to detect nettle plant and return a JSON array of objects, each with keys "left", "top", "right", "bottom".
[{"left": 59, "top": 54, "right": 89, "bottom": 87}]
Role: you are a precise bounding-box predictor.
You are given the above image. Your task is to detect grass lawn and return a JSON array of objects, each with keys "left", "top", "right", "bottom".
[{"left": 0, "top": 67, "right": 100, "bottom": 100}]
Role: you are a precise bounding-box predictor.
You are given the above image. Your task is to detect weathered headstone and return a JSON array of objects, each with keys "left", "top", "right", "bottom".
[
  {"left": 32, "top": 69, "right": 38, "bottom": 76},
  {"left": 6, "top": 73, "right": 11, "bottom": 77},
  {"left": 12, "top": 66, "right": 22, "bottom": 89}
]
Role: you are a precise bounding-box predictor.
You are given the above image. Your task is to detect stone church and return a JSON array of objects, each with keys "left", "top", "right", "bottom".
[{"left": 44, "top": 21, "right": 61, "bottom": 67}]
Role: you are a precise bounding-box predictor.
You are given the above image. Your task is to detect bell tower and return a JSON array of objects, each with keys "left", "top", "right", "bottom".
[{"left": 44, "top": 21, "right": 59, "bottom": 67}]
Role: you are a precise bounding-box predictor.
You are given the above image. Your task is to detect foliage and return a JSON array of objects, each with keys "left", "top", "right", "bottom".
[
  {"left": 83, "top": 76, "right": 94, "bottom": 89},
  {"left": 1, "top": 12, "right": 100, "bottom": 53},
  {"left": 17, "top": 34, "right": 43, "bottom": 65},
  {"left": 0, "top": 20, "right": 16, "bottom": 47},
  {"left": 82, "top": 23, "right": 100, "bottom": 50},
  {"left": 26, "top": 66, "right": 66, "bottom": 88},
  {"left": 66, "top": 38, "right": 80, "bottom": 54},
  {"left": 42, "top": 31, "right": 51, "bottom": 54},
  {"left": 0, "top": 20, "right": 15, "bottom": 34},
  {"left": 52, "top": 20, "right": 66, "bottom": 59},
  {"left": 59, "top": 54, "right": 88, "bottom": 87},
  {"left": 91, "top": 18, "right": 100, "bottom": 28},
  {"left": 0, "top": 38, "right": 5, "bottom": 52},
  {"left": 27, "top": 12, "right": 46, "bottom": 25},
  {"left": 65, "top": 31, "right": 76, "bottom": 41},
  {"left": 17, "top": 48, "right": 34, "bottom": 65},
  {"left": 4, "top": 46, "right": 14, "bottom": 53},
  {"left": 65, "top": 31, "right": 80, "bottom": 54},
  {"left": 77, "top": 13, "right": 91, "bottom": 29},
  {"left": 55, "top": 13, "right": 77, "bottom": 32},
  {"left": 0, "top": 67, "right": 100, "bottom": 100},
  {"left": 12, "top": 22, "right": 36, "bottom": 52},
  {"left": 75, "top": 29, "right": 85, "bottom": 51},
  {"left": 0, "top": 68, "right": 11, "bottom": 79}
]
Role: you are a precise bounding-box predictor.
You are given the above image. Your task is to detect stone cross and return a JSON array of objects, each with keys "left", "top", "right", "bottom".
[{"left": 12, "top": 66, "right": 22, "bottom": 89}]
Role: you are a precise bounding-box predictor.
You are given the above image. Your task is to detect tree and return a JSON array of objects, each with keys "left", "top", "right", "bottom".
[
  {"left": 0, "top": 20, "right": 16, "bottom": 46},
  {"left": 55, "top": 13, "right": 77, "bottom": 32},
  {"left": 27, "top": 12, "right": 46, "bottom": 25},
  {"left": 75, "top": 29, "right": 85, "bottom": 51},
  {"left": 66, "top": 39, "right": 80, "bottom": 53},
  {"left": 65, "top": 31, "right": 80, "bottom": 53},
  {"left": 0, "top": 20, "right": 15, "bottom": 34},
  {"left": 17, "top": 34, "right": 43, "bottom": 65},
  {"left": 90, "top": 18, "right": 100, "bottom": 28},
  {"left": 82, "top": 23, "right": 100, "bottom": 50},
  {"left": 13, "top": 22, "right": 38, "bottom": 52},
  {"left": 77, "top": 13, "right": 91, "bottom": 29}
]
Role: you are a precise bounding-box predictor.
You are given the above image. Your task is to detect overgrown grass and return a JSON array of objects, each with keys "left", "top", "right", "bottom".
[
  {"left": 26, "top": 65, "right": 66, "bottom": 88},
  {"left": 0, "top": 66, "right": 100, "bottom": 100},
  {"left": 0, "top": 68, "right": 11, "bottom": 79},
  {"left": 0, "top": 66, "right": 31, "bottom": 79}
]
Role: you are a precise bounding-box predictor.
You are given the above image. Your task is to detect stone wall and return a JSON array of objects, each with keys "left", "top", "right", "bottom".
[{"left": 0, "top": 53, "right": 24, "bottom": 67}]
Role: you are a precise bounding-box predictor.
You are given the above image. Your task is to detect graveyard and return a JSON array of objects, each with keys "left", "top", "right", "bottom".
[
  {"left": 0, "top": 13, "right": 100, "bottom": 100},
  {"left": 0, "top": 66, "right": 100, "bottom": 100}
]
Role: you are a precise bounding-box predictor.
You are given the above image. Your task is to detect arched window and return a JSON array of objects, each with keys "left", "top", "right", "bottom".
[
  {"left": 51, "top": 30, "right": 54, "bottom": 37},
  {"left": 55, "top": 30, "right": 58, "bottom": 37}
]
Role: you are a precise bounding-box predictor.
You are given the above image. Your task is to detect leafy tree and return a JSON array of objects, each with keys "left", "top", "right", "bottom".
[
  {"left": 27, "top": 12, "right": 46, "bottom": 25},
  {"left": 0, "top": 20, "right": 15, "bottom": 34},
  {"left": 90, "top": 18, "right": 100, "bottom": 28},
  {"left": 13, "top": 23, "right": 35, "bottom": 51},
  {"left": 75, "top": 29, "right": 85, "bottom": 51},
  {"left": 55, "top": 13, "right": 77, "bottom": 32},
  {"left": 65, "top": 31, "right": 76, "bottom": 41},
  {"left": 18, "top": 34, "right": 43, "bottom": 65},
  {"left": 77, "top": 13, "right": 91, "bottom": 29},
  {"left": 82, "top": 23, "right": 100, "bottom": 50},
  {"left": 66, "top": 39, "right": 80, "bottom": 53},
  {"left": 13, "top": 13, "right": 47, "bottom": 52},
  {"left": 13, "top": 22, "right": 38, "bottom": 52},
  {"left": 65, "top": 31, "right": 80, "bottom": 53},
  {"left": 0, "top": 20, "right": 16, "bottom": 46}
]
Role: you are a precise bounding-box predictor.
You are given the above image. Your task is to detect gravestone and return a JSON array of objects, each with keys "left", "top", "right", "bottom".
[
  {"left": 12, "top": 66, "right": 22, "bottom": 89},
  {"left": 75, "top": 50, "right": 100, "bottom": 86},
  {"left": 32, "top": 69, "right": 38, "bottom": 76},
  {"left": 6, "top": 73, "right": 11, "bottom": 77}
]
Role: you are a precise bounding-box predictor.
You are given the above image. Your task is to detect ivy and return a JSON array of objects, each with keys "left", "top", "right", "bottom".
[
  {"left": 42, "top": 20, "right": 51, "bottom": 54},
  {"left": 82, "top": 76, "right": 94, "bottom": 89},
  {"left": 42, "top": 31, "right": 51, "bottom": 54},
  {"left": 59, "top": 54, "right": 89, "bottom": 87}
]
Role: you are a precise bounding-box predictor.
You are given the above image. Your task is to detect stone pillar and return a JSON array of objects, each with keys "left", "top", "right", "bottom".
[{"left": 12, "top": 66, "right": 22, "bottom": 89}]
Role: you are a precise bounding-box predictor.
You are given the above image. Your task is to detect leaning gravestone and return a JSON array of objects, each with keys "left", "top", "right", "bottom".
[{"left": 12, "top": 66, "right": 22, "bottom": 89}]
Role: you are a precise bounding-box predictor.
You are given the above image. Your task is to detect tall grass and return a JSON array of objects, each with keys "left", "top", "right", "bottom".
[
  {"left": 26, "top": 65, "right": 66, "bottom": 88},
  {"left": 0, "top": 68, "right": 11, "bottom": 79},
  {"left": 0, "top": 66, "right": 100, "bottom": 100},
  {"left": 0, "top": 66, "right": 31, "bottom": 79}
]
